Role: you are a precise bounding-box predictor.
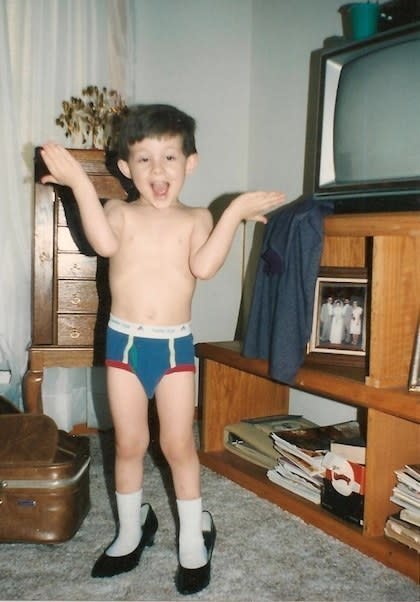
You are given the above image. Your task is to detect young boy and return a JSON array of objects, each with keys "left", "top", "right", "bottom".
[{"left": 40, "top": 104, "right": 284, "bottom": 595}]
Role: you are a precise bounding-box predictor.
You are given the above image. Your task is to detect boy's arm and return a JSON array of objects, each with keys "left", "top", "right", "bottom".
[
  {"left": 190, "top": 191, "right": 285, "bottom": 280},
  {"left": 40, "top": 143, "right": 121, "bottom": 257}
]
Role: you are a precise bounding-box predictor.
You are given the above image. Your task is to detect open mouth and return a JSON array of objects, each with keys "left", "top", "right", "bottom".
[{"left": 151, "top": 181, "right": 169, "bottom": 197}]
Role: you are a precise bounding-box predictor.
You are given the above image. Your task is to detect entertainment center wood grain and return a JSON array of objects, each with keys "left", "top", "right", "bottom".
[{"left": 196, "top": 212, "right": 420, "bottom": 582}]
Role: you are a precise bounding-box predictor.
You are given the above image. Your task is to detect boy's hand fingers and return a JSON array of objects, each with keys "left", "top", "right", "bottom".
[
  {"left": 40, "top": 174, "right": 59, "bottom": 185},
  {"left": 265, "top": 191, "right": 286, "bottom": 205},
  {"left": 247, "top": 214, "right": 268, "bottom": 224},
  {"left": 235, "top": 191, "right": 286, "bottom": 221}
]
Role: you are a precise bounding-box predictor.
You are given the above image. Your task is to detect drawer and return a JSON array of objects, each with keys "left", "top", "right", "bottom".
[
  {"left": 57, "top": 253, "right": 97, "bottom": 279},
  {"left": 57, "top": 281, "right": 98, "bottom": 313},
  {"left": 56, "top": 315, "right": 96, "bottom": 346}
]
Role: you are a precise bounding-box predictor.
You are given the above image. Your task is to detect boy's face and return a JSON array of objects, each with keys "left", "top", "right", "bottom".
[{"left": 117, "top": 134, "right": 197, "bottom": 209}]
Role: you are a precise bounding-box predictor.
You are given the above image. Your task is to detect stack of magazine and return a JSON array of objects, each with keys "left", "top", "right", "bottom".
[
  {"left": 268, "top": 420, "right": 362, "bottom": 505},
  {"left": 385, "top": 464, "right": 420, "bottom": 552},
  {"left": 224, "top": 414, "right": 364, "bottom": 506},
  {"left": 268, "top": 429, "right": 325, "bottom": 504}
]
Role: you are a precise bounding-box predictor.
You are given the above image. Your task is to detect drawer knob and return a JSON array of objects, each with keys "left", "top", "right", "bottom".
[
  {"left": 71, "top": 263, "right": 81, "bottom": 274},
  {"left": 39, "top": 251, "right": 50, "bottom": 262},
  {"left": 70, "top": 329, "right": 80, "bottom": 339},
  {"left": 71, "top": 294, "right": 81, "bottom": 305}
]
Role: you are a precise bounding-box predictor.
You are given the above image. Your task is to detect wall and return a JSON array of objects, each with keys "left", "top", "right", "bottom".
[
  {"left": 84, "top": 0, "right": 356, "bottom": 426},
  {"left": 247, "top": 0, "right": 356, "bottom": 424},
  {"left": 130, "top": 0, "right": 253, "bottom": 344},
  {"left": 39, "top": 0, "right": 357, "bottom": 427},
  {"left": 125, "top": 1, "right": 357, "bottom": 425},
  {"left": 79, "top": 0, "right": 255, "bottom": 427}
]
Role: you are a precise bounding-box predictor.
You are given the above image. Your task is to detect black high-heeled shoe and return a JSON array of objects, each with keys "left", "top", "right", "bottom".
[
  {"left": 91, "top": 503, "right": 158, "bottom": 578},
  {"left": 175, "top": 511, "right": 216, "bottom": 595}
]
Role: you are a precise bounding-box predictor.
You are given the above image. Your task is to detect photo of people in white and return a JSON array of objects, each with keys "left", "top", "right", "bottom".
[{"left": 315, "top": 280, "right": 366, "bottom": 352}]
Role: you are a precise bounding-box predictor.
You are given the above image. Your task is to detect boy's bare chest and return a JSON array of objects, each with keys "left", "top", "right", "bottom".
[{"left": 120, "top": 210, "right": 192, "bottom": 258}]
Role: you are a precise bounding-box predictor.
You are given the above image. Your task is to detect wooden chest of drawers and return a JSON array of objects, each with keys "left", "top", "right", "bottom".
[
  {"left": 25, "top": 149, "right": 126, "bottom": 413},
  {"left": 56, "top": 202, "right": 99, "bottom": 345}
]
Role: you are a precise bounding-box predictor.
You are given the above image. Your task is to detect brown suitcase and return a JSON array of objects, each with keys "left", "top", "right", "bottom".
[{"left": 0, "top": 403, "right": 90, "bottom": 543}]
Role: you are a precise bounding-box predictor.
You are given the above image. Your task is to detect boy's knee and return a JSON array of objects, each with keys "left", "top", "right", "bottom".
[
  {"left": 160, "top": 435, "right": 195, "bottom": 466},
  {"left": 116, "top": 434, "right": 149, "bottom": 461}
]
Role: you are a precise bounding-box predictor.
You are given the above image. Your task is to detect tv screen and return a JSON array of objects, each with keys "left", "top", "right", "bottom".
[{"left": 313, "top": 22, "right": 420, "bottom": 212}]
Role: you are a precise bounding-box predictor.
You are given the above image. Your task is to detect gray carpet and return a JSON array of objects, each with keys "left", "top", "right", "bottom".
[{"left": 0, "top": 430, "right": 418, "bottom": 602}]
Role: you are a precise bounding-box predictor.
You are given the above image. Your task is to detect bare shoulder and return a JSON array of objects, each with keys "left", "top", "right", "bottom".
[
  {"left": 103, "top": 198, "right": 129, "bottom": 236},
  {"left": 185, "top": 205, "right": 213, "bottom": 228},
  {"left": 103, "top": 198, "right": 128, "bottom": 214}
]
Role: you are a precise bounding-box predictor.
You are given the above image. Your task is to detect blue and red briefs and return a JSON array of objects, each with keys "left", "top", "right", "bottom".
[{"left": 106, "top": 315, "right": 196, "bottom": 399}]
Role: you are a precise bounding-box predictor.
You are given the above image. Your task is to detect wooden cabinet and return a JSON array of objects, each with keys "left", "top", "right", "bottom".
[
  {"left": 196, "top": 212, "right": 420, "bottom": 582},
  {"left": 24, "top": 149, "right": 125, "bottom": 413}
]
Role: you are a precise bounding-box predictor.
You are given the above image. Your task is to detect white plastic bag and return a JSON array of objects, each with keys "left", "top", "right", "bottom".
[
  {"left": 0, "top": 334, "right": 23, "bottom": 410},
  {"left": 42, "top": 367, "right": 88, "bottom": 431}
]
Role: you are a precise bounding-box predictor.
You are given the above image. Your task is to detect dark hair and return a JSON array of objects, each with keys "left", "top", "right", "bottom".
[{"left": 117, "top": 104, "right": 197, "bottom": 160}]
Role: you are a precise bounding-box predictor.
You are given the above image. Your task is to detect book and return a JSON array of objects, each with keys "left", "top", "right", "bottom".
[
  {"left": 273, "top": 457, "right": 323, "bottom": 488},
  {"left": 223, "top": 415, "right": 318, "bottom": 470},
  {"left": 394, "top": 468, "right": 420, "bottom": 493},
  {"left": 384, "top": 524, "right": 420, "bottom": 552},
  {"left": 267, "top": 420, "right": 365, "bottom": 506},
  {"left": 223, "top": 422, "right": 279, "bottom": 469},
  {"left": 272, "top": 420, "right": 362, "bottom": 453},
  {"left": 400, "top": 507, "right": 420, "bottom": 527},
  {"left": 323, "top": 452, "right": 366, "bottom": 496},
  {"left": 404, "top": 464, "right": 420, "bottom": 482},
  {"left": 273, "top": 447, "right": 326, "bottom": 478},
  {"left": 389, "top": 463, "right": 420, "bottom": 519},
  {"left": 267, "top": 468, "right": 321, "bottom": 504},
  {"left": 321, "top": 479, "right": 364, "bottom": 526},
  {"left": 387, "top": 514, "right": 420, "bottom": 543},
  {"left": 390, "top": 494, "right": 420, "bottom": 513},
  {"left": 391, "top": 485, "right": 420, "bottom": 510},
  {"left": 384, "top": 514, "right": 420, "bottom": 553},
  {"left": 330, "top": 436, "right": 366, "bottom": 465},
  {"left": 244, "top": 414, "right": 317, "bottom": 434},
  {"left": 320, "top": 452, "right": 366, "bottom": 526},
  {"left": 395, "top": 481, "right": 420, "bottom": 502},
  {"left": 271, "top": 434, "right": 326, "bottom": 475},
  {"left": 270, "top": 420, "right": 363, "bottom": 479}
]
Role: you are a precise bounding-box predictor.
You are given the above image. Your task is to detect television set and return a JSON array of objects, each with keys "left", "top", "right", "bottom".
[{"left": 305, "top": 21, "right": 420, "bottom": 213}]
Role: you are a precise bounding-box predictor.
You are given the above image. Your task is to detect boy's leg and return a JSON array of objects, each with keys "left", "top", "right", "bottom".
[
  {"left": 104, "top": 366, "right": 149, "bottom": 556},
  {"left": 155, "top": 371, "right": 207, "bottom": 568},
  {"left": 91, "top": 366, "right": 159, "bottom": 578}
]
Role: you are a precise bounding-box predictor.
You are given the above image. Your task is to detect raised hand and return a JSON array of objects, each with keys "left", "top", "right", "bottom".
[
  {"left": 38, "top": 143, "right": 89, "bottom": 190},
  {"left": 229, "top": 191, "right": 286, "bottom": 224}
]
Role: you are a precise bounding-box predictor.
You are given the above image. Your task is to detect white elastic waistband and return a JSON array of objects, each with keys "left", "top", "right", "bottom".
[{"left": 109, "top": 315, "right": 192, "bottom": 339}]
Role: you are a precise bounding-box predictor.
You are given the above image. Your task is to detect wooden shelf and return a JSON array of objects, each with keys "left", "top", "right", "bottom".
[
  {"left": 196, "top": 341, "right": 419, "bottom": 424},
  {"left": 324, "top": 211, "right": 420, "bottom": 237},
  {"left": 196, "top": 339, "right": 419, "bottom": 582}
]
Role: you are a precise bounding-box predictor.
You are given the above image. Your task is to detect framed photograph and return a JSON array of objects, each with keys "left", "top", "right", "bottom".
[
  {"left": 408, "top": 323, "right": 420, "bottom": 392},
  {"left": 307, "top": 267, "right": 369, "bottom": 369}
]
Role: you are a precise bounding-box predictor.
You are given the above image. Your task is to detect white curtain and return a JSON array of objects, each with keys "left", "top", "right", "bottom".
[{"left": 0, "top": 0, "right": 135, "bottom": 416}]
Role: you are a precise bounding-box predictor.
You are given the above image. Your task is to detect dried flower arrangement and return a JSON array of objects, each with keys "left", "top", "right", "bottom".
[{"left": 55, "top": 86, "right": 127, "bottom": 149}]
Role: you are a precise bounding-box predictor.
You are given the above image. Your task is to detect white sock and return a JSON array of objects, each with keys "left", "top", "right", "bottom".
[
  {"left": 177, "top": 498, "right": 207, "bottom": 569},
  {"left": 106, "top": 489, "right": 143, "bottom": 557}
]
